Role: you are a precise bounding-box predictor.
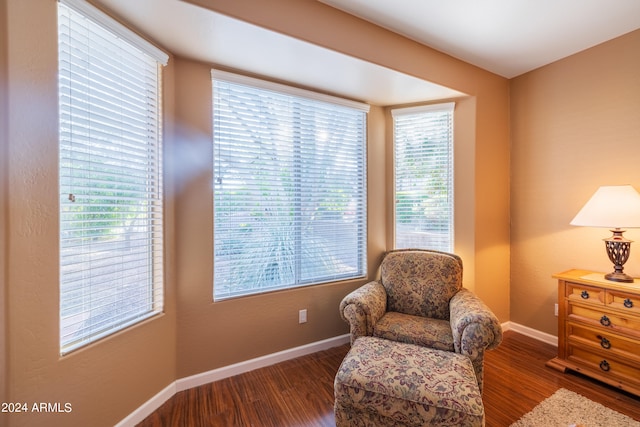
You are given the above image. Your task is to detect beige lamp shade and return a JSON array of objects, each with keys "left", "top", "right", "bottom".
[{"left": 570, "top": 185, "right": 640, "bottom": 229}]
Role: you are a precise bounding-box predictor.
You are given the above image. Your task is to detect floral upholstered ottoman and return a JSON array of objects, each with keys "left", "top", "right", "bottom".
[{"left": 334, "top": 336, "right": 484, "bottom": 427}]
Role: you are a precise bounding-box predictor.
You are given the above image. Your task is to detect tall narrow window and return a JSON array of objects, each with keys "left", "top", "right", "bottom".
[
  {"left": 392, "top": 102, "right": 454, "bottom": 252},
  {"left": 58, "top": 0, "right": 168, "bottom": 354},
  {"left": 213, "top": 70, "right": 368, "bottom": 300}
]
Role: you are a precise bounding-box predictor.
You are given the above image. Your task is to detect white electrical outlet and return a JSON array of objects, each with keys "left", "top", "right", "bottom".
[
  {"left": 299, "top": 309, "right": 307, "bottom": 324},
  {"left": 554, "top": 303, "right": 558, "bottom": 316}
]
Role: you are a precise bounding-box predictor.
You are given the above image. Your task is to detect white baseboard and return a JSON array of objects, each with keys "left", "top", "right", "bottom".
[
  {"left": 114, "top": 382, "right": 176, "bottom": 427},
  {"left": 117, "top": 325, "right": 557, "bottom": 426},
  {"left": 176, "top": 334, "right": 350, "bottom": 392},
  {"left": 115, "top": 334, "right": 351, "bottom": 426},
  {"left": 501, "top": 321, "right": 558, "bottom": 347}
]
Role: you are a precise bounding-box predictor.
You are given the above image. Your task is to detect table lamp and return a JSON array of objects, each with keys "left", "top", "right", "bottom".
[{"left": 570, "top": 185, "right": 640, "bottom": 283}]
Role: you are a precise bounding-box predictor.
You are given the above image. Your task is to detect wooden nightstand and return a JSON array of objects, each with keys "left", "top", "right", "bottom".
[{"left": 547, "top": 269, "right": 640, "bottom": 396}]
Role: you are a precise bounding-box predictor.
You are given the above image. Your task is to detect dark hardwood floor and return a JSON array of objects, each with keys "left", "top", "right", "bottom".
[
  {"left": 483, "top": 331, "right": 640, "bottom": 426},
  {"left": 138, "top": 331, "right": 640, "bottom": 426}
]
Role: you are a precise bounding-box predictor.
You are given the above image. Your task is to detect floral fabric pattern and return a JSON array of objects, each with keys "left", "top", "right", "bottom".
[
  {"left": 450, "top": 288, "right": 504, "bottom": 387},
  {"left": 339, "top": 249, "right": 503, "bottom": 392},
  {"left": 340, "top": 281, "right": 387, "bottom": 343},
  {"left": 381, "top": 250, "right": 463, "bottom": 319},
  {"left": 334, "top": 336, "right": 484, "bottom": 427},
  {"left": 373, "top": 312, "right": 454, "bottom": 351}
]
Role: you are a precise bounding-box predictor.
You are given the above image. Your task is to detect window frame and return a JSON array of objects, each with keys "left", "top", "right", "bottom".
[
  {"left": 57, "top": 0, "right": 168, "bottom": 354},
  {"left": 391, "top": 102, "right": 455, "bottom": 252},
  {"left": 211, "top": 70, "right": 369, "bottom": 301}
]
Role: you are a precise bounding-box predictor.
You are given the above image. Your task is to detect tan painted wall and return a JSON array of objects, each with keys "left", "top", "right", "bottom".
[
  {"left": 174, "top": 1, "right": 510, "bottom": 377},
  {"left": 1, "top": 0, "right": 9, "bottom": 409},
  {"left": 3, "top": 1, "right": 177, "bottom": 426},
  {"left": 510, "top": 29, "right": 640, "bottom": 335},
  {"left": 3, "top": 0, "right": 510, "bottom": 425},
  {"left": 173, "top": 57, "right": 390, "bottom": 377},
  {"left": 172, "top": 58, "right": 500, "bottom": 378}
]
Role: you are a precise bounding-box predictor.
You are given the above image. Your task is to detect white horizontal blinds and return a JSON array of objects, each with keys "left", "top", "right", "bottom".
[
  {"left": 213, "top": 71, "right": 368, "bottom": 300},
  {"left": 392, "top": 102, "right": 454, "bottom": 252},
  {"left": 58, "top": 1, "right": 165, "bottom": 353}
]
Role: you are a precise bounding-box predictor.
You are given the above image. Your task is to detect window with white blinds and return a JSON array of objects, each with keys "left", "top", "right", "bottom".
[
  {"left": 58, "top": 0, "right": 168, "bottom": 354},
  {"left": 212, "top": 70, "right": 368, "bottom": 300},
  {"left": 392, "top": 102, "right": 454, "bottom": 252}
]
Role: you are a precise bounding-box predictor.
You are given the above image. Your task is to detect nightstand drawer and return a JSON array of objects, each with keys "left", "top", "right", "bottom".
[
  {"left": 567, "top": 322, "right": 640, "bottom": 362},
  {"left": 567, "top": 345, "right": 640, "bottom": 383},
  {"left": 568, "top": 303, "right": 640, "bottom": 336},
  {"left": 608, "top": 289, "right": 640, "bottom": 316},
  {"left": 566, "top": 282, "right": 606, "bottom": 305}
]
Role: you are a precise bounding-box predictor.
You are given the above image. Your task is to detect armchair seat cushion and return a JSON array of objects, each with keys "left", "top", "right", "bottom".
[{"left": 373, "top": 312, "right": 454, "bottom": 352}]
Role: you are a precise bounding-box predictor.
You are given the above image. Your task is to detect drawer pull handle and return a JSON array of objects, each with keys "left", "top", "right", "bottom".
[
  {"left": 600, "top": 315, "right": 611, "bottom": 327},
  {"left": 600, "top": 337, "right": 611, "bottom": 349},
  {"left": 581, "top": 290, "right": 589, "bottom": 299},
  {"left": 624, "top": 298, "right": 633, "bottom": 308},
  {"left": 599, "top": 360, "right": 611, "bottom": 372}
]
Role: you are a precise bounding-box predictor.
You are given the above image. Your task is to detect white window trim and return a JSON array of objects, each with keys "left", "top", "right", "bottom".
[
  {"left": 212, "top": 70, "right": 368, "bottom": 300},
  {"left": 58, "top": 0, "right": 166, "bottom": 354},
  {"left": 211, "top": 69, "right": 370, "bottom": 113},
  {"left": 391, "top": 101, "right": 455, "bottom": 117},
  {"left": 60, "top": 0, "right": 168, "bottom": 66},
  {"left": 391, "top": 101, "right": 455, "bottom": 252}
]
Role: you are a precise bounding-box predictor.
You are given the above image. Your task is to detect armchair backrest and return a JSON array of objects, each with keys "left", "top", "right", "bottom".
[{"left": 380, "top": 249, "right": 463, "bottom": 320}]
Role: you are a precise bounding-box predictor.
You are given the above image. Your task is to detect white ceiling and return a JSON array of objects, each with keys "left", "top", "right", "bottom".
[
  {"left": 96, "top": 0, "right": 640, "bottom": 105},
  {"left": 320, "top": 0, "right": 640, "bottom": 78},
  {"left": 96, "top": 0, "right": 464, "bottom": 106}
]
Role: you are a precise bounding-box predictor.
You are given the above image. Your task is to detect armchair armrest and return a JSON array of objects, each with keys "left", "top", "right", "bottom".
[
  {"left": 450, "top": 288, "right": 503, "bottom": 356},
  {"left": 339, "top": 281, "right": 387, "bottom": 344},
  {"left": 450, "top": 288, "right": 502, "bottom": 391}
]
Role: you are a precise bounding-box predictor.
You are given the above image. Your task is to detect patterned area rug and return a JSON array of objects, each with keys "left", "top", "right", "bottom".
[{"left": 510, "top": 388, "right": 640, "bottom": 427}]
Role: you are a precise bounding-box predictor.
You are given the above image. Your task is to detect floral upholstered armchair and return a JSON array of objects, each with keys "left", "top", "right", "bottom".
[{"left": 339, "top": 249, "right": 502, "bottom": 391}]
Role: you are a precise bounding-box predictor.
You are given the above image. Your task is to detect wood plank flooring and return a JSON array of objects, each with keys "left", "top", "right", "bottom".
[
  {"left": 138, "top": 331, "right": 640, "bottom": 426},
  {"left": 483, "top": 331, "right": 640, "bottom": 426}
]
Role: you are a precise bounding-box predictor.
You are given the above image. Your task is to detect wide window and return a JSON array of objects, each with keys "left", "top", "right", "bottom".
[
  {"left": 58, "top": 0, "right": 168, "bottom": 354},
  {"left": 212, "top": 70, "right": 368, "bottom": 300},
  {"left": 392, "top": 102, "right": 454, "bottom": 252}
]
